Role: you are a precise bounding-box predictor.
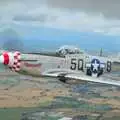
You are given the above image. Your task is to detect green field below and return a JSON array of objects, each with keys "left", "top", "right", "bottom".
[
  {"left": 0, "top": 99, "right": 52, "bottom": 120},
  {"left": 0, "top": 107, "right": 40, "bottom": 120}
]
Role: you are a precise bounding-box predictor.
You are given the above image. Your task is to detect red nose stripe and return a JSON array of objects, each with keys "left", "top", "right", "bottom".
[{"left": 3, "top": 52, "right": 9, "bottom": 65}]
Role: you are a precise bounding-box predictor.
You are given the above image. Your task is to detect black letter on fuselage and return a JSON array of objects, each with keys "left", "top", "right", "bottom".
[{"left": 78, "top": 59, "right": 84, "bottom": 71}]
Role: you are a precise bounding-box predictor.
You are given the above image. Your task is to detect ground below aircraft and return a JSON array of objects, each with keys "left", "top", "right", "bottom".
[{"left": 0, "top": 46, "right": 120, "bottom": 86}]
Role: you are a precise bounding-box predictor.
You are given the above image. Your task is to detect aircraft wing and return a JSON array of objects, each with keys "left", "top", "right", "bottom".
[
  {"left": 42, "top": 71, "right": 120, "bottom": 87},
  {"left": 65, "top": 73, "right": 120, "bottom": 86}
]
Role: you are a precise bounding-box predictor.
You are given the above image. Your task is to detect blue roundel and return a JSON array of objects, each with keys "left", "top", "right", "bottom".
[{"left": 91, "top": 58, "right": 100, "bottom": 64}]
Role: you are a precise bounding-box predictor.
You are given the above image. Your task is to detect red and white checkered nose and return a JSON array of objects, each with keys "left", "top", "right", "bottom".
[{"left": 0, "top": 51, "right": 21, "bottom": 72}]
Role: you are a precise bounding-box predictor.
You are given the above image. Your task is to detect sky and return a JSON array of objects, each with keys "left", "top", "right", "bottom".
[{"left": 0, "top": 0, "right": 120, "bottom": 52}]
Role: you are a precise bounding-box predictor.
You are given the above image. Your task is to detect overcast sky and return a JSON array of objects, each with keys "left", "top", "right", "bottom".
[
  {"left": 47, "top": 0, "right": 120, "bottom": 19},
  {"left": 0, "top": 0, "right": 120, "bottom": 52},
  {"left": 0, "top": 0, "right": 120, "bottom": 35}
]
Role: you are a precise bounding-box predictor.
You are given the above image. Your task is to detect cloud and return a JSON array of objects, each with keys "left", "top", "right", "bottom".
[
  {"left": 0, "top": 0, "right": 120, "bottom": 35},
  {"left": 46, "top": 0, "right": 120, "bottom": 20},
  {"left": 14, "top": 14, "right": 48, "bottom": 22},
  {"left": 13, "top": 7, "right": 120, "bottom": 36}
]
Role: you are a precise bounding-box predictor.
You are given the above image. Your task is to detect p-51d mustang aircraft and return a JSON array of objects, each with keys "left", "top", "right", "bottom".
[{"left": 0, "top": 47, "right": 120, "bottom": 86}]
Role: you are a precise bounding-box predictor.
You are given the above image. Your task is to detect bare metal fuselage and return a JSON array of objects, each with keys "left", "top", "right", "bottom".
[{"left": 18, "top": 53, "right": 112, "bottom": 77}]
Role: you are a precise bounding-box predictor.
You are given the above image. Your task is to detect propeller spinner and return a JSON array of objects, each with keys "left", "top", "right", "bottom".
[{"left": 0, "top": 51, "right": 21, "bottom": 72}]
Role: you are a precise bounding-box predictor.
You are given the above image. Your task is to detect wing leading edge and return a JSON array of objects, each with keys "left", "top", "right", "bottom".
[
  {"left": 65, "top": 74, "right": 120, "bottom": 86},
  {"left": 42, "top": 71, "right": 120, "bottom": 86}
]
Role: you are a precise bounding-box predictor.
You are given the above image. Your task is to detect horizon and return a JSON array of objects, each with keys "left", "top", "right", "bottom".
[{"left": 0, "top": 26, "right": 119, "bottom": 53}]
